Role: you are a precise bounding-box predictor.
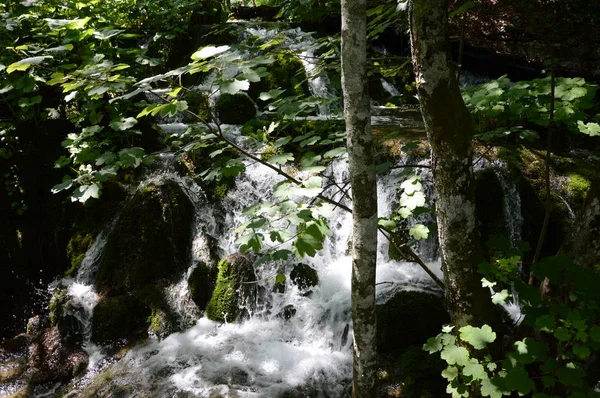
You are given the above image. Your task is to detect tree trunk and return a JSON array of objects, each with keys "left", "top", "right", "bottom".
[
  {"left": 341, "top": 0, "right": 378, "bottom": 396},
  {"left": 409, "top": 0, "right": 501, "bottom": 331}
]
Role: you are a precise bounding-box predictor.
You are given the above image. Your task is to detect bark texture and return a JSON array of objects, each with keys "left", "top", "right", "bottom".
[
  {"left": 409, "top": 0, "right": 500, "bottom": 330},
  {"left": 341, "top": 0, "right": 378, "bottom": 396}
]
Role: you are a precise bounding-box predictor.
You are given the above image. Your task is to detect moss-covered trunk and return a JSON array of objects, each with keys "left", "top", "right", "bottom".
[
  {"left": 341, "top": 0, "right": 378, "bottom": 395},
  {"left": 409, "top": 0, "right": 502, "bottom": 332}
]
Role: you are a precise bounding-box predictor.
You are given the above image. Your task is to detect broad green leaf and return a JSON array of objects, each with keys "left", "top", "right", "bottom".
[
  {"left": 491, "top": 289, "right": 510, "bottom": 305},
  {"left": 441, "top": 366, "right": 459, "bottom": 381},
  {"left": 400, "top": 191, "right": 426, "bottom": 210},
  {"left": 535, "top": 315, "right": 556, "bottom": 333},
  {"left": 572, "top": 344, "right": 590, "bottom": 359},
  {"left": 220, "top": 79, "right": 250, "bottom": 95},
  {"left": 72, "top": 184, "right": 100, "bottom": 203},
  {"left": 463, "top": 361, "right": 487, "bottom": 381},
  {"left": 273, "top": 181, "right": 294, "bottom": 200},
  {"left": 110, "top": 117, "right": 138, "bottom": 131},
  {"left": 505, "top": 367, "right": 534, "bottom": 395},
  {"left": 96, "top": 151, "right": 116, "bottom": 166},
  {"left": 409, "top": 224, "right": 429, "bottom": 240},
  {"left": 51, "top": 178, "right": 73, "bottom": 193},
  {"left": 293, "top": 232, "right": 323, "bottom": 258},
  {"left": 222, "top": 159, "right": 245, "bottom": 177},
  {"left": 460, "top": 325, "right": 496, "bottom": 350},
  {"left": 481, "top": 377, "right": 507, "bottom": 398},
  {"left": 577, "top": 121, "right": 600, "bottom": 136},
  {"left": 274, "top": 137, "right": 292, "bottom": 148},
  {"left": 378, "top": 218, "right": 396, "bottom": 231},
  {"left": 440, "top": 345, "right": 470, "bottom": 366},
  {"left": 191, "top": 45, "right": 230, "bottom": 60},
  {"left": 299, "top": 176, "right": 322, "bottom": 197},
  {"left": 267, "top": 153, "right": 294, "bottom": 165},
  {"left": 275, "top": 273, "right": 286, "bottom": 285},
  {"left": 272, "top": 249, "right": 292, "bottom": 260},
  {"left": 119, "top": 147, "right": 145, "bottom": 168},
  {"left": 7, "top": 56, "right": 53, "bottom": 73},
  {"left": 323, "top": 147, "right": 346, "bottom": 159},
  {"left": 423, "top": 336, "right": 442, "bottom": 353},
  {"left": 481, "top": 278, "right": 497, "bottom": 288},
  {"left": 259, "top": 89, "right": 285, "bottom": 101},
  {"left": 247, "top": 218, "right": 267, "bottom": 229},
  {"left": 400, "top": 176, "right": 422, "bottom": 194},
  {"left": 553, "top": 327, "right": 571, "bottom": 342}
]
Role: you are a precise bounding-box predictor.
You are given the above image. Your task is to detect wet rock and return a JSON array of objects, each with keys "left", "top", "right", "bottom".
[
  {"left": 205, "top": 254, "right": 257, "bottom": 322},
  {"left": 26, "top": 326, "right": 88, "bottom": 384},
  {"left": 277, "top": 304, "right": 297, "bottom": 320},
  {"left": 91, "top": 295, "right": 149, "bottom": 345},
  {"left": 95, "top": 180, "right": 194, "bottom": 296},
  {"left": 290, "top": 263, "right": 319, "bottom": 291},
  {"left": 48, "top": 288, "right": 84, "bottom": 346},
  {"left": 376, "top": 290, "right": 449, "bottom": 353},
  {"left": 188, "top": 261, "right": 218, "bottom": 310}
]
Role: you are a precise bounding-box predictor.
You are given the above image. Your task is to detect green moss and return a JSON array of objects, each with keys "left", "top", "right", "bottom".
[
  {"left": 94, "top": 180, "right": 193, "bottom": 296},
  {"left": 376, "top": 290, "right": 449, "bottom": 353},
  {"left": 188, "top": 261, "right": 217, "bottom": 310},
  {"left": 65, "top": 232, "right": 94, "bottom": 277},
  {"left": 568, "top": 173, "right": 592, "bottom": 204},
  {"left": 91, "top": 295, "right": 149, "bottom": 344},
  {"left": 205, "top": 255, "right": 255, "bottom": 322},
  {"left": 248, "top": 53, "right": 310, "bottom": 106},
  {"left": 216, "top": 93, "right": 257, "bottom": 124}
]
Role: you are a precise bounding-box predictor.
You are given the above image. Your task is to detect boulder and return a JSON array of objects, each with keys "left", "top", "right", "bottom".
[
  {"left": 376, "top": 290, "right": 449, "bottom": 353},
  {"left": 91, "top": 295, "right": 148, "bottom": 344},
  {"left": 95, "top": 180, "right": 194, "bottom": 296},
  {"left": 290, "top": 263, "right": 319, "bottom": 291},
  {"left": 205, "top": 254, "right": 257, "bottom": 322},
  {"left": 188, "top": 261, "right": 218, "bottom": 310}
]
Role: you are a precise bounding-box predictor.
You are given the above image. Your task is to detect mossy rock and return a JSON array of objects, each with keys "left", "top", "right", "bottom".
[
  {"left": 136, "top": 284, "right": 180, "bottom": 339},
  {"left": 376, "top": 290, "right": 449, "bottom": 353},
  {"left": 247, "top": 53, "right": 310, "bottom": 106},
  {"left": 95, "top": 180, "right": 194, "bottom": 296},
  {"left": 65, "top": 232, "right": 94, "bottom": 277},
  {"left": 290, "top": 263, "right": 319, "bottom": 291},
  {"left": 188, "top": 261, "right": 218, "bottom": 310},
  {"left": 216, "top": 93, "right": 257, "bottom": 124},
  {"left": 205, "top": 254, "right": 257, "bottom": 322},
  {"left": 91, "top": 295, "right": 149, "bottom": 344},
  {"left": 48, "top": 288, "right": 83, "bottom": 345},
  {"left": 399, "top": 345, "right": 446, "bottom": 398}
]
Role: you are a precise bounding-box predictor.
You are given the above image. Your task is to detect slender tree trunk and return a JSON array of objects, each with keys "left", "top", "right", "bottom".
[
  {"left": 409, "top": 0, "right": 501, "bottom": 331},
  {"left": 341, "top": 0, "right": 378, "bottom": 396}
]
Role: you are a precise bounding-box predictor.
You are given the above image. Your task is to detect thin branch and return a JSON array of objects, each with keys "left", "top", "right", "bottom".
[{"left": 146, "top": 86, "right": 442, "bottom": 288}]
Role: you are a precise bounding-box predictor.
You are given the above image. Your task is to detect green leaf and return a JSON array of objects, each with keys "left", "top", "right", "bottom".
[
  {"left": 274, "top": 137, "right": 292, "bottom": 148},
  {"left": 376, "top": 161, "right": 393, "bottom": 174},
  {"left": 293, "top": 232, "right": 323, "bottom": 258},
  {"left": 110, "top": 117, "right": 138, "bottom": 131},
  {"left": 400, "top": 176, "right": 422, "bottom": 194},
  {"left": 441, "top": 345, "right": 470, "bottom": 366},
  {"left": 553, "top": 327, "right": 571, "bottom": 342},
  {"left": 442, "top": 366, "right": 459, "bottom": 381},
  {"left": 481, "top": 377, "right": 507, "bottom": 398},
  {"left": 556, "top": 364, "right": 584, "bottom": 387},
  {"left": 323, "top": 147, "right": 346, "bottom": 159},
  {"left": 481, "top": 278, "right": 497, "bottom": 288},
  {"left": 275, "top": 273, "right": 286, "bottom": 285},
  {"left": 51, "top": 178, "right": 73, "bottom": 194},
  {"left": 119, "top": 147, "right": 145, "bottom": 168},
  {"left": 460, "top": 325, "right": 496, "bottom": 350},
  {"left": 7, "top": 56, "right": 53, "bottom": 73},
  {"left": 423, "top": 336, "right": 443, "bottom": 353},
  {"left": 72, "top": 184, "right": 100, "bottom": 203},
  {"left": 220, "top": 79, "right": 250, "bottom": 95},
  {"left": 491, "top": 289, "right": 510, "bottom": 305},
  {"left": 272, "top": 249, "right": 292, "bottom": 261},
  {"left": 504, "top": 367, "right": 534, "bottom": 395},
  {"left": 577, "top": 121, "right": 600, "bottom": 136},
  {"left": 463, "top": 361, "right": 487, "bottom": 381},
  {"left": 273, "top": 181, "right": 294, "bottom": 200},
  {"left": 449, "top": 1, "right": 475, "bottom": 18},
  {"left": 535, "top": 314, "right": 556, "bottom": 333},
  {"left": 572, "top": 344, "right": 590, "bottom": 359},
  {"left": 299, "top": 176, "right": 323, "bottom": 197},
  {"left": 409, "top": 224, "right": 429, "bottom": 240},
  {"left": 191, "top": 45, "right": 230, "bottom": 60},
  {"left": 378, "top": 218, "right": 396, "bottom": 231},
  {"left": 400, "top": 191, "right": 426, "bottom": 210},
  {"left": 236, "top": 231, "right": 263, "bottom": 253},
  {"left": 222, "top": 159, "right": 245, "bottom": 177},
  {"left": 96, "top": 151, "right": 116, "bottom": 166},
  {"left": 267, "top": 153, "right": 294, "bottom": 165}
]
